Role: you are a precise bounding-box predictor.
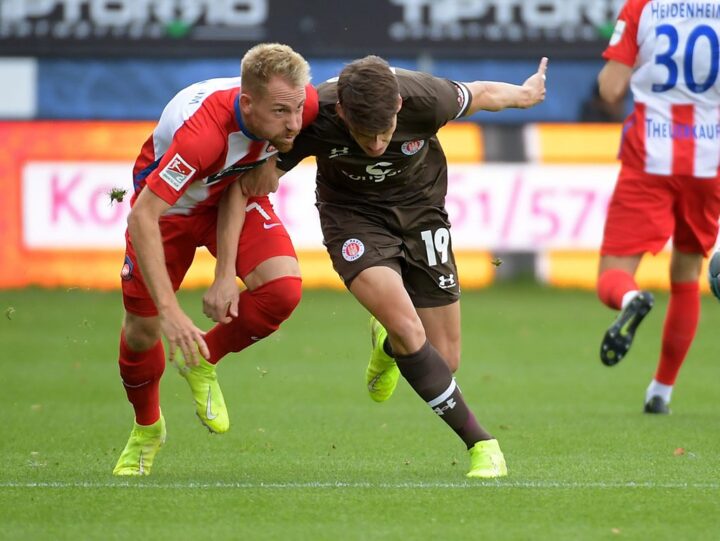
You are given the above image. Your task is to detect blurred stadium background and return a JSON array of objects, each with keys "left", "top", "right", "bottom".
[
  {"left": 3, "top": 0, "right": 703, "bottom": 293},
  {"left": 3, "top": 3, "right": 720, "bottom": 540}
]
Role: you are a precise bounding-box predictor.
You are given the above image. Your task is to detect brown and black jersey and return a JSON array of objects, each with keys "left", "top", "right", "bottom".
[{"left": 277, "top": 68, "right": 471, "bottom": 208}]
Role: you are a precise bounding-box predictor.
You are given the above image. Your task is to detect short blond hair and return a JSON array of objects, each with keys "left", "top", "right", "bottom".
[{"left": 241, "top": 43, "right": 310, "bottom": 95}]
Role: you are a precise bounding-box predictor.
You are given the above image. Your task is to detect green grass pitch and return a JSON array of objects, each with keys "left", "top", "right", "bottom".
[{"left": 1, "top": 282, "right": 718, "bottom": 540}]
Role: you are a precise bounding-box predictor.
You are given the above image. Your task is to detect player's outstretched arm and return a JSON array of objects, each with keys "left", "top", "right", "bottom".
[
  {"left": 204, "top": 179, "right": 248, "bottom": 324},
  {"left": 463, "top": 57, "right": 548, "bottom": 115},
  {"left": 127, "top": 189, "right": 209, "bottom": 365}
]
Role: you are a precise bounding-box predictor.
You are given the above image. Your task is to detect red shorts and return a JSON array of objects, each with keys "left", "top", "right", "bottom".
[
  {"left": 121, "top": 196, "right": 296, "bottom": 316},
  {"left": 601, "top": 164, "right": 720, "bottom": 257}
]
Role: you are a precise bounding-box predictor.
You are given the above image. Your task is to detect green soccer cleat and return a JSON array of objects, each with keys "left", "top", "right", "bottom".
[
  {"left": 365, "top": 316, "right": 400, "bottom": 402},
  {"left": 113, "top": 414, "right": 166, "bottom": 476},
  {"left": 173, "top": 356, "right": 229, "bottom": 434},
  {"left": 466, "top": 439, "right": 508, "bottom": 479}
]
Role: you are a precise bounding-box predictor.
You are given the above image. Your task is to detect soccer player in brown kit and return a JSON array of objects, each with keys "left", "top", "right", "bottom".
[{"left": 234, "top": 55, "right": 548, "bottom": 477}]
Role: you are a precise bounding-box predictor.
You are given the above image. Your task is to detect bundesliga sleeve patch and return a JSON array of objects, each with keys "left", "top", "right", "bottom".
[
  {"left": 609, "top": 19, "right": 626, "bottom": 46},
  {"left": 159, "top": 153, "right": 197, "bottom": 190}
]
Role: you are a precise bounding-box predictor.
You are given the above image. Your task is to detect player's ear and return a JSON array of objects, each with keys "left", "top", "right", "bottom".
[
  {"left": 396, "top": 94, "right": 403, "bottom": 113},
  {"left": 335, "top": 101, "right": 346, "bottom": 121},
  {"left": 239, "top": 92, "right": 253, "bottom": 116}
]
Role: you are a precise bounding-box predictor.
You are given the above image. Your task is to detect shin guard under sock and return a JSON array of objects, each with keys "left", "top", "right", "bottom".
[
  {"left": 597, "top": 269, "right": 638, "bottom": 310},
  {"left": 118, "top": 332, "right": 165, "bottom": 425},
  {"left": 395, "top": 340, "right": 491, "bottom": 448},
  {"left": 205, "top": 276, "right": 302, "bottom": 364},
  {"left": 655, "top": 281, "right": 699, "bottom": 385}
]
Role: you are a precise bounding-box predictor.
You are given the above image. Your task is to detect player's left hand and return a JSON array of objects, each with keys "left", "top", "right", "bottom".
[
  {"left": 240, "top": 155, "right": 280, "bottom": 196},
  {"left": 203, "top": 276, "right": 240, "bottom": 324},
  {"left": 160, "top": 304, "right": 209, "bottom": 367},
  {"left": 521, "top": 56, "right": 548, "bottom": 108}
]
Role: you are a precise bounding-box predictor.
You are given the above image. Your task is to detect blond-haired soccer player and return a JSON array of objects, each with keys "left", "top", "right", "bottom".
[{"left": 113, "top": 43, "right": 318, "bottom": 476}]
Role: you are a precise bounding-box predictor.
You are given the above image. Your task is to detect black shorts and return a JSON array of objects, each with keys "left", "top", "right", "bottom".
[{"left": 317, "top": 202, "right": 460, "bottom": 308}]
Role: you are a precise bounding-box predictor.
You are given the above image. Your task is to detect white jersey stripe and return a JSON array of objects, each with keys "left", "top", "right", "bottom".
[
  {"left": 644, "top": 102, "right": 674, "bottom": 175},
  {"left": 153, "top": 77, "right": 243, "bottom": 159},
  {"left": 694, "top": 104, "right": 720, "bottom": 177}
]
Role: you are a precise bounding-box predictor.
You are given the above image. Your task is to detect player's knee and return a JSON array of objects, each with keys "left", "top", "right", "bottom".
[
  {"left": 444, "top": 351, "right": 461, "bottom": 373},
  {"left": 386, "top": 316, "right": 426, "bottom": 355},
  {"left": 119, "top": 329, "right": 165, "bottom": 383},
  {"left": 251, "top": 276, "right": 303, "bottom": 326},
  {"left": 122, "top": 314, "right": 162, "bottom": 352}
]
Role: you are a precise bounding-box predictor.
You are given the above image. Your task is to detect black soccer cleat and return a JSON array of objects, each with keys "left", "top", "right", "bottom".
[
  {"left": 600, "top": 291, "right": 654, "bottom": 366},
  {"left": 644, "top": 395, "right": 670, "bottom": 415}
]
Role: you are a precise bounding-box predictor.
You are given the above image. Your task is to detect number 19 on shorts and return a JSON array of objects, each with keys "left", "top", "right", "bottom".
[{"left": 421, "top": 228, "right": 450, "bottom": 266}]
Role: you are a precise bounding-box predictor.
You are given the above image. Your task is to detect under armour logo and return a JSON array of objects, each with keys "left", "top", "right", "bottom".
[
  {"left": 329, "top": 147, "right": 349, "bottom": 159},
  {"left": 438, "top": 274, "right": 456, "bottom": 289},
  {"left": 433, "top": 398, "right": 457, "bottom": 416}
]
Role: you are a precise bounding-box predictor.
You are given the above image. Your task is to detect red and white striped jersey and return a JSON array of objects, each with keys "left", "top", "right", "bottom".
[
  {"left": 131, "top": 77, "right": 318, "bottom": 216},
  {"left": 604, "top": 0, "right": 720, "bottom": 178}
]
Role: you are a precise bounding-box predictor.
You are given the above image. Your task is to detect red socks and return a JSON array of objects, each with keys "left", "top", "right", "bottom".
[
  {"left": 118, "top": 331, "right": 165, "bottom": 425},
  {"left": 117, "top": 277, "right": 300, "bottom": 423},
  {"left": 205, "top": 276, "right": 302, "bottom": 364},
  {"left": 598, "top": 270, "right": 700, "bottom": 386},
  {"left": 597, "top": 269, "right": 638, "bottom": 309},
  {"left": 656, "top": 281, "right": 699, "bottom": 385}
]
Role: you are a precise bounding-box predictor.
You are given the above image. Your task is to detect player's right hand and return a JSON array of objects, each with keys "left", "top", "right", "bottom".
[
  {"left": 708, "top": 252, "right": 720, "bottom": 301},
  {"left": 521, "top": 57, "right": 548, "bottom": 108},
  {"left": 160, "top": 305, "right": 209, "bottom": 366},
  {"left": 203, "top": 276, "right": 240, "bottom": 324},
  {"left": 240, "top": 155, "right": 280, "bottom": 196}
]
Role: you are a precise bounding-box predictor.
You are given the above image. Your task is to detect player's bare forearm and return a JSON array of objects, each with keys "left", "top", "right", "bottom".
[
  {"left": 215, "top": 180, "right": 247, "bottom": 280},
  {"left": 464, "top": 57, "right": 548, "bottom": 114},
  {"left": 128, "top": 188, "right": 209, "bottom": 364},
  {"left": 126, "top": 190, "right": 177, "bottom": 313},
  {"left": 203, "top": 180, "right": 247, "bottom": 323}
]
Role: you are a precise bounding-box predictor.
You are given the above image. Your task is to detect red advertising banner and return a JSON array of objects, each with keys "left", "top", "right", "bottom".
[
  {"left": 0, "top": 121, "right": 151, "bottom": 289},
  {"left": 13, "top": 120, "right": 696, "bottom": 292}
]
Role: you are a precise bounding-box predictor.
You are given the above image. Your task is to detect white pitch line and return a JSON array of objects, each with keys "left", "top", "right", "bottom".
[{"left": 1, "top": 481, "right": 718, "bottom": 490}]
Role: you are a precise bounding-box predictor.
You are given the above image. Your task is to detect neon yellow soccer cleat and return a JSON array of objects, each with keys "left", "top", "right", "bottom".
[
  {"left": 466, "top": 439, "right": 508, "bottom": 479},
  {"left": 173, "top": 356, "right": 229, "bottom": 434},
  {"left": 113, "top": 414, "right": 166, "bottom": 476},
  {"left": 365, "top": 316, "right": 400, "bottom": 402}
]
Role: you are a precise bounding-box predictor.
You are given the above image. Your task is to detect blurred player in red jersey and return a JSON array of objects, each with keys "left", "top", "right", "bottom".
[
  {"left": 596, "top": 0, "right": 720, "bottom": 414},
  {"left": 234, "top": 55, "right": 547, "bottom": 478},
  {"left": 112, "top": 43, "right": 319, "bottom": 476}
]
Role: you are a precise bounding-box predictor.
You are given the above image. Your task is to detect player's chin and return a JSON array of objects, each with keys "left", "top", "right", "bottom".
[
  {"left": 271, "top": 137, "right": 296, "bottom": 153},
  {"left": 364, "top": 148, "right": 386, "bottom": 158}
]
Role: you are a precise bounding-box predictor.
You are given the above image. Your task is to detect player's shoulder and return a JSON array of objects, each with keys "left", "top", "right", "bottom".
[
  {"left": 395, "top": 68, "right": 442, "bottom": 90},
  {"left": 177, "top": 77, "right": 241, "bottom": 102},
  {"left": 163, "top": 77, "right": 238, "bottom": 120},
  {"left": 394, "top": 68, "right": 455, "bottom": 115},
  {"left": 307, "top": 80, "right": 343, "bottom": 130},
  {"left": 316, "top": 78, "right": 338, "bottom": 104},
  {"left": 302, "top": 83, "right": 319, "bottom": 128},
  {"left": 620, "top": 0, "right": 654, "bottom": 23}
]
